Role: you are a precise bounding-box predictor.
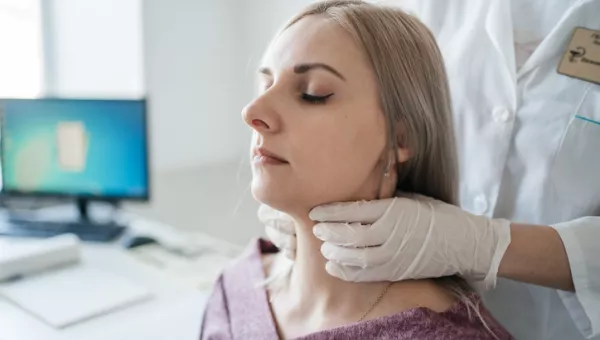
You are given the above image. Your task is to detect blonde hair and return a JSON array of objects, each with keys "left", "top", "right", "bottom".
[{"left": 266, "top": 0, "right": 496, "bottom": 336}]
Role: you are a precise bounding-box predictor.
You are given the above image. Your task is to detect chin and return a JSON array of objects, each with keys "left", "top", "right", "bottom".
[
  {"left": 252, "top": 181, "right": 286, "bottom": 210},
  {"left": 251, "top": 179, "right": 308, "bottom": 217}
]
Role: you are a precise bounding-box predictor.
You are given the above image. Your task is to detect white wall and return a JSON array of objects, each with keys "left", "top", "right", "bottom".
[
  {"left": 239, "top": 0, "right": 318, "bottom": 71},
  {"left": 46, "top": 0, "right": 144, "bottom": 98},
  {"left": 0, "top": 0, "right": 44, "bottom": 98},
  {"left": 143, "top": 0, "right": 250, "bottom": 171}
]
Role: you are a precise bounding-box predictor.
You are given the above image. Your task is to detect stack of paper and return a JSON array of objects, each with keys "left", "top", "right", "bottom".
[{"left": 0, "top": 265, "right": 152, "bottom": 328}]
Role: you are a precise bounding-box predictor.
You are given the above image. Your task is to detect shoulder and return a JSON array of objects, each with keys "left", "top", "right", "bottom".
[
  {"left": 201, "top": 276, "right": 229, "bottom": 339},
  {"left": 210, "top": 237, "right": 282, "bottom": 289},
  {"left": 394, "top": 291, "right": 513, "bottom": 340},
  {"left": 222, "top": 237, "right": 279, "bottom": 274},
  {"left": 377, "top": 279, "right": 457, "bottom": 316},
  {"left": 202, "top": 238, "right": 273, "bottom": 326},
  {"left": 374, "top": 281, "right": 514, "bottom": 339},
  {"left": 201, "top": 238, "right": 281, "bottom": 339}
]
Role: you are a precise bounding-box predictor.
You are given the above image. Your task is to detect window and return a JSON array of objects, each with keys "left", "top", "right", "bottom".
[{"left": 0, "top": 0, "right": 44, "bottom": 98}]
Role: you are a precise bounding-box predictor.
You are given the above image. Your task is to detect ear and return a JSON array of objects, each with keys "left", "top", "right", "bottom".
[
  {"left": 393, "top": 123, "right": 411, "bottom": 164},
  {"left": 396, "top": 146, "right": 411, "bottom": 164}
]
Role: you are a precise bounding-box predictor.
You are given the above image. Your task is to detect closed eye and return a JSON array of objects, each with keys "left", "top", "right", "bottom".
[{"left": 301, "top": 93, "right": 334, "bottom": 104}]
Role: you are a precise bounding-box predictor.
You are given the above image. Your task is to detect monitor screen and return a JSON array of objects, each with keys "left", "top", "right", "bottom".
[{"left": 0, "top": 98, "right": 149, "bottom": 200}]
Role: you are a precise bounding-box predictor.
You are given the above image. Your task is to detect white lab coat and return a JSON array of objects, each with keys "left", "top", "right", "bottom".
[{"left": 383, "top": 0, "right": 600, "bottom": 339}]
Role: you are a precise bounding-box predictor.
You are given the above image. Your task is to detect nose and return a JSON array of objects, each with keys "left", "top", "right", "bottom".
[{"left": 242, "top": 94, "right": 280, "bottom": 134}]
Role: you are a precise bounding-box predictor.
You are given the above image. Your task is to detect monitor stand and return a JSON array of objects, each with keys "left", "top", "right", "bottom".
[
  {"left": 77, "top": 198, "right": 92, "bottom": 222},
  {"left": 1, "top": 199, "right": 127, "bottom": 242}
]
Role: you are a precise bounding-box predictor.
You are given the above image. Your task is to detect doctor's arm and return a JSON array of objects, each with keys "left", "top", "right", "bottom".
[
  {"left": 525, "top": 216, "right": 600, "bottom": 337},
  {"left": 501, "top": 217, "right": 600, "bottom": 295},
  {"left": 498, "top": 222, "right": 575, "bottom": 291}
]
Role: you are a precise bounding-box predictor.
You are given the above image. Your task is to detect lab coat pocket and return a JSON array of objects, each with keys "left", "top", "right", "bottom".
[{"left": 552, "top": 86, "right": 600, "bottom": 215}]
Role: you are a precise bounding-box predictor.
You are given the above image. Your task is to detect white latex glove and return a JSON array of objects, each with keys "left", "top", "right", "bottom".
[
  {"left": 309, "top": 195, "right": 512, "bottom": 290},
  {"left": 258, "top": 204, "right": 296, "bottom": 259}
]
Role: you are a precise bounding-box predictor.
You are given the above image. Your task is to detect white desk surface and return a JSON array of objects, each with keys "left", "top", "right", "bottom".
[{"left": 0, "top": 205, "right": 225, "bottom": 340}]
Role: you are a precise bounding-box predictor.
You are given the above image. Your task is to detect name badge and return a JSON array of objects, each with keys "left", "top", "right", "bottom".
[{"left": 558, "top": 27, "right": 600, "bottom": 85}]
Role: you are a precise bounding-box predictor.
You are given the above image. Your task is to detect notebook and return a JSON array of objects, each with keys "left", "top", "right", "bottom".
[{"left": 0, "top": 265, "right": 152, "bottom": 328}]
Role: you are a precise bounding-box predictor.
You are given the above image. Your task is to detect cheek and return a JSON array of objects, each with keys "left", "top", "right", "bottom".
[{"left": 290, "top": 117, "right": 386, "bottom": 204}]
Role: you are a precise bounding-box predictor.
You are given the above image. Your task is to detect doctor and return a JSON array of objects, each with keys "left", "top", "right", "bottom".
[{"left": 262, "top": 1, "right": 600, "bottom": 339}]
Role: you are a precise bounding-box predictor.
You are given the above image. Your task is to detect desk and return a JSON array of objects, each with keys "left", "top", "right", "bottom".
[{"left": 0, "top": 205, "right": 237, "bottom": 340}]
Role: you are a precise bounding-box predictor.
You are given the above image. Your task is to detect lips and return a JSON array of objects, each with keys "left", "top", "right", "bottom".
[{"left": 254, "top": 147, "right": 288, "bottom": 164}]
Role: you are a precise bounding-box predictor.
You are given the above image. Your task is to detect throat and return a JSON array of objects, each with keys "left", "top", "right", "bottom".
[
  {"left": 291, "top": 225, "right": 340, "bottom": 300},
  {"left": 285, "top": 217, "right": 388, "bottom": 316}
]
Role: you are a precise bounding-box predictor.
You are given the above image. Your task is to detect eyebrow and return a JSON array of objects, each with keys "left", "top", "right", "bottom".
[
  {"left": 258, "top": 63, "right": 346, "bottom": 81},
  {"left": 294, "top": 63, "right": 346, "bottom": 81}
]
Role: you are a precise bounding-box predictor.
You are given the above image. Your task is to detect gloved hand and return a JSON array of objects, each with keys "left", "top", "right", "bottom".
[
  {"left": 258, "top": 204, "right": 296, "bottom": 259},
  {"left": 309, "top": 195, "right": 512, "bottom": 290}
]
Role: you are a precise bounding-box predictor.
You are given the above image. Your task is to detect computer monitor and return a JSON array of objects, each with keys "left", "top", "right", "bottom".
[{"left": 0, "top": 98, "right": 150, "bottom": 209}]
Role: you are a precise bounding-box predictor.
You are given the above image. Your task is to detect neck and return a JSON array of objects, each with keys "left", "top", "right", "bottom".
[
  {"left": 269, "top": 212, "right": 455, "bottom": 338},
  {"left": 285, "top": 214, "right": 385, "bottom": 313},
  {"left": 290, "top": 215, "right": 337, "bottom": 298}
]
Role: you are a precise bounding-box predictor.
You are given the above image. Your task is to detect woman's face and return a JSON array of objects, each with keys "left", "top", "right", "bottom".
[{"left": 243, "top": 15, "right": 395, "bottom": 218}]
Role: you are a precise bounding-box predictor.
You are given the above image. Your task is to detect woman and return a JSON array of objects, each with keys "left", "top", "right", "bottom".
[{"left": 201, "top": 1, "right": 513, "bottom": 339}]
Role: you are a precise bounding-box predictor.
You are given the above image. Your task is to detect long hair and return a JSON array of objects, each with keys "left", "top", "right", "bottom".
[{"left": 267, "top": 0, "right": 494, "bottom": 336}]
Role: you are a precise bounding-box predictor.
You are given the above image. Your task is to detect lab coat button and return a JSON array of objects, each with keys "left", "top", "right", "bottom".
[
  {"left": 473, "top": 195, "right": 489, "bottom": 214},
  {"left": 492, "top": 107, "right": 512, "bottom": 123}
]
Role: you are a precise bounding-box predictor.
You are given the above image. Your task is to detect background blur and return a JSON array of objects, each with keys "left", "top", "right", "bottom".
[{"left": 0, "top": 0, "right": 322, "bottom": 245}]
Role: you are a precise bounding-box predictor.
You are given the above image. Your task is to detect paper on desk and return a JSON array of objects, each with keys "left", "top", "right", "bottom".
[{"left": 0, "top": 265, "right": 152, "bottom": 328}]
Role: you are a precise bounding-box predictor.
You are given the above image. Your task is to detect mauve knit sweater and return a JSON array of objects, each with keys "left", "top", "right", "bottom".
[{"left": 200, "top": 239, "right": 514, "bottom": 340}]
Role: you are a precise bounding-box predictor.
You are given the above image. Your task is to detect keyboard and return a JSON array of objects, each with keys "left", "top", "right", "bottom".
[{"left": 0, "top": 219, "right": 126, "bottom": 242}]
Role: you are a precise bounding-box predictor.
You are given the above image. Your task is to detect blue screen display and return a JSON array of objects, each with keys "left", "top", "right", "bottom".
[{"left": 1, "top": 98, "right": 149, "bottom": 198}]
